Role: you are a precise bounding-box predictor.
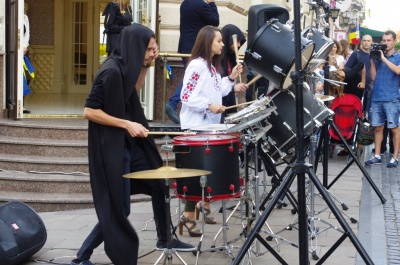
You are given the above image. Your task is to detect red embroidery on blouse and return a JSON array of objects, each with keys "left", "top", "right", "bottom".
[{"left": 181, "top": 71, "right": 200, "bottom": 102}]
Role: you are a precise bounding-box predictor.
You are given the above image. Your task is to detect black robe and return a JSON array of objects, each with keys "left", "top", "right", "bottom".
[{"left": 86, "top": 24, "right": 162, "bottom": 265}]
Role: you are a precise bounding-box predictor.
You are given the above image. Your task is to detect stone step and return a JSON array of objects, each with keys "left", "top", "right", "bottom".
[
  {"left": 0, "top": 191, "right": 161, "bottom": 213},
  {"left": 0, "top": 153, "right": 89, "bottom": 173},
  {"left": 0, "top": 171, "right": 91, "bottom": 193},
  {"left": 0, "top": 118, "right": 88, "bottom": 140},
  {"left": 0, "top": 135, "right": 87, "bottom": 157}
]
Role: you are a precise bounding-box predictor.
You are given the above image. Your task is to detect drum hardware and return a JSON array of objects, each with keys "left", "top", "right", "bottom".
[
  {"left": 124, "top": 167, "right": 211, "bottom": 265},
  {"left": 226, "top": 106, "right": 276, "bottom": 135},
  {"left": 233, "top": 1, "right": 376, "bottom": 264}
]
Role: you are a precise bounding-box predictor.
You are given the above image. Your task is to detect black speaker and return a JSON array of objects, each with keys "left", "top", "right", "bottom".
[
  {"left": 0, "top": 201, "right": 47, "bottom": 265},
  {"left": 248, "top": 4, "right": 289, "bottom": 44}
]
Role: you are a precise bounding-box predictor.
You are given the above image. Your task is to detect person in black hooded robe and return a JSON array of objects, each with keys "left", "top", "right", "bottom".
[
  {"left": 71, "top": 24, "right": 194, "bottom": 265},
  {"left": 220, "top": 24, "right": 248, "bottom": 121}
]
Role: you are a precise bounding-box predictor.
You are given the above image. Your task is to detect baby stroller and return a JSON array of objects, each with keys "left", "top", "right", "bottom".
[{"left": 328, "top": 94, "right": 363, "bottom": 161}]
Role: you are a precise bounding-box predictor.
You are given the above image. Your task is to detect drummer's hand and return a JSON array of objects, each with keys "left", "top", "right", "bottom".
[
  {"left": 233, "top": 83, "right": 248, "bottom": 93},
  {"left": 126, "top": 121, "right": 149, "bottom": 138},
  {"left": 229, "top": 64, "right": 244, "bottom": 80},
  {"left": 357, "top": 81, "right": 365, "bottom": 89},
  {"left": 208, "top": 103, "right": 226, "bottom": 114}
]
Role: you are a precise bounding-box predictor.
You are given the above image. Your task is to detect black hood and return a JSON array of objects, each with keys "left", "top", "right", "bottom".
[{"left": 109, "top": 23, "right": 154, "bottom": 104}]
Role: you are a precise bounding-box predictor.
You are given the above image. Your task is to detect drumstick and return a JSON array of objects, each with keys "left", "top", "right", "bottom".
[
  {"left": 225, "top": 100, "right": 256, "bottom": 110},
  {"left": 147, "top": 131, "right": 196, "bottom": 135},
  {"left": 246, "top": 74, "right": 263, "bottom": 87},
  {"left": 232, "top": 34, "right": 242, "bottom": 83}
]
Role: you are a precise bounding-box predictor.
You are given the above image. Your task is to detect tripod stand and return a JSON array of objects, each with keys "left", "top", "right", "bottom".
[{"left": 232, "top": 1, "right": 374, "bottom": 264}]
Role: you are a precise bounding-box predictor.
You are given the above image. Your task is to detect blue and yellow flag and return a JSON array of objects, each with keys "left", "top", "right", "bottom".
[{"left": 349, "top": 23, "right": 360, "bottom": 45}]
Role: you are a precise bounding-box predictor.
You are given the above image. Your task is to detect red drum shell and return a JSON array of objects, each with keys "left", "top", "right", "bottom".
[{"left": 173, "top": 134, "right": 240, "bottom": 201}]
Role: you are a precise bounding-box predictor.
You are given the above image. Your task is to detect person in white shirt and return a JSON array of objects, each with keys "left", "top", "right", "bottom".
[
  {"left": 178, "top": 25, "right": 246, "bottom": 236},
  {"left": 180, "top": 25, "right": 246, "bottom": 130}
]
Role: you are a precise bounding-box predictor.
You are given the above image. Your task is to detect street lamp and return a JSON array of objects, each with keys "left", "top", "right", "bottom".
[{"left": 330, "top": 8, "right": 340, "bottom": 22}]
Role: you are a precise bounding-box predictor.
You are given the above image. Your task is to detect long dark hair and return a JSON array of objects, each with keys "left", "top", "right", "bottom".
[{"left": 188, "top": 26, "right": 222, "bottom": 74}]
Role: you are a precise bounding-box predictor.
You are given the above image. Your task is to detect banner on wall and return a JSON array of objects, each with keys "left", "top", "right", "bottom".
[{"left": 335, "top": 30, "right": 347, "bottom": 41}]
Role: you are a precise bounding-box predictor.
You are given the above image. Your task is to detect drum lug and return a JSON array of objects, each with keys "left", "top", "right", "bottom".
[
  {"left": 273, "top": 65, "right": 284, "bottom": 75},
  {"left": 206, "top": 186, "right": 212, "bottom": 200},
  {"left": 182, "top": 185, "right": 188, "bottom": 198},
  {"left": 230, "top": 184, "right": 235, "bottom": 196},
  {"left": 205, "top": 141, "right": 211, "bottom": 155},
  {"left": 228, "top": 141, "right": 234, "bottom": 153},
  {"left": 249, "top": 51, "right": 262, "bottom": 60}
]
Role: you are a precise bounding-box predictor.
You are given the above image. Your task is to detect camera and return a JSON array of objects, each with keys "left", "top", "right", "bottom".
[{"left": 370, "top": 44, "right": 387, "bottom": 60}]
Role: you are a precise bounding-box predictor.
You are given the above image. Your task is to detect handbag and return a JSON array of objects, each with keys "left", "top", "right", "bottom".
[{"left": 356, "top": 118, "right": 375, "bottom": 145}]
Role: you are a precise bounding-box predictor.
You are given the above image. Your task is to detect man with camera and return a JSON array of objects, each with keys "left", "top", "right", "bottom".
[{"left": 365, "top": 30, "right": 400, "bottom": 168}]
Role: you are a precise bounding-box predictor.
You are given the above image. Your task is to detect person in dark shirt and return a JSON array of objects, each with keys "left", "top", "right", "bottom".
[
  {"left": 102, "top": 0, "right": 133, "bottom": 56},
  {"left": 71, "top": 24, "right": 194, "bottom": 265}
]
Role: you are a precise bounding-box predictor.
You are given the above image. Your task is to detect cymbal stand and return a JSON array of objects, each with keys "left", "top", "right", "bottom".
[{"left": 154, "top": 178, "right": 188, "bottom": 265}]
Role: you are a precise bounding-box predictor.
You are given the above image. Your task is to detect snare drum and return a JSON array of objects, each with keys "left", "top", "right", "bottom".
[
  {"left": 173, "top": 134, "right": 241, "bottom": 201},
  {"left": 245, "top": 20, "right": 315, "bottom": 90},
  {"left": 266, "top": 83, "right": 333, "bottom": 160}
]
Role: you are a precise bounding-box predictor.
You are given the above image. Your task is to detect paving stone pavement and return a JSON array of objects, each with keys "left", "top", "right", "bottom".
[{"left": 15, "top": 144, "right": 399, "bottom": 265}]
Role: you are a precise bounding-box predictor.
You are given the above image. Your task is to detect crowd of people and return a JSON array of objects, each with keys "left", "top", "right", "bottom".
[{"left": 70, "top": 0, "right": 400, "bottom": 264}]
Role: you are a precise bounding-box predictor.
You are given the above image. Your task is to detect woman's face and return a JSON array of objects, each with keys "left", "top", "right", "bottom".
[
  {"left": 211, "top": 31, "right": 224, "bottom": 56},
  {"left": 330, "top": 44, "right": 338, "bottom": 55}
]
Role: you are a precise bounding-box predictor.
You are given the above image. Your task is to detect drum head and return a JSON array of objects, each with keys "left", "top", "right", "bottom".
[{"left": 189, "top": 124, "right": 235, "bottom": 133}]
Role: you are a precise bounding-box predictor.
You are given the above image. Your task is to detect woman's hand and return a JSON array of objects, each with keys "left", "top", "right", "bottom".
[
  {"left": 208, "top": 103, "right": 226, "bottom": 114},
  {"left": 229, "top": 63, "right": 244, "bottom": 80},
  {"left": 233, "top": 83, "right": 248, "bottom": 93}
]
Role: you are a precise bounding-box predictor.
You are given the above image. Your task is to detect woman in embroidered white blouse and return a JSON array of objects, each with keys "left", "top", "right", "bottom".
[
  {"left": 178, "top": 25, "right": 247, "bottom": 237},
  {"left": 180, "top": 25, "right": 247, "bottom": 130}
]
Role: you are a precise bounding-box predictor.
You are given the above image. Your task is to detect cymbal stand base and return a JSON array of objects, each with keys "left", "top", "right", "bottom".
[
  {"left": 155, "top": 178, "right": 190, "bottom": 265},
  {"left": 154, "top": 249, "right": 187, "bottom": 265}
]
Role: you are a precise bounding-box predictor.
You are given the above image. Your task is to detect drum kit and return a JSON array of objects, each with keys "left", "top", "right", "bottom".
[{"left": 124, "top": 5, "right": 345, "bottom": 264}]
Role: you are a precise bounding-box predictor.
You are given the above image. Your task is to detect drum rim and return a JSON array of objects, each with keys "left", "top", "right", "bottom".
[{"left": 173, "top": 134, "right": 240, "bottom": 145}]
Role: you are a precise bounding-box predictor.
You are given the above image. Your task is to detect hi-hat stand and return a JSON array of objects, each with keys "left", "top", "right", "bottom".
[{"left": 232, "top": 1, "right": 374, "bottom": 264}]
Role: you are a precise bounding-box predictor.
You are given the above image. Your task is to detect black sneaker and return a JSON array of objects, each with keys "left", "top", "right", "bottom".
[
  {"left": 387, "top": 158, "right": 398, "bottom": 168},
  {"left": 70, "top": 259, "right": 94, "bottom": 265},
  {"left": 365, "top": 156, "right": 382, "bottom": 165},
  {"left": 156, "top": 238, "right": 196, "bottom": 252},
  {"left": 337, "top": 149, "right": 349, "bottom": 156},
  {"left": 165, "top": 103, "right": 180, "bottom": 124}
]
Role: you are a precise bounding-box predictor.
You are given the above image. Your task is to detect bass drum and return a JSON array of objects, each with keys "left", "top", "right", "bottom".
[
  {"left": 244, "top": 19, "right": 315, "bottom": 90},
  {"left": 302, "top": 27, "right": 334, "bottom": 71}
]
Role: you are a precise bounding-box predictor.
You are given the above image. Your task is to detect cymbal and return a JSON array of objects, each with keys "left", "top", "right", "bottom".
[
  {"left": 315, "top": 95, "right": 335, "bottom": 102},
  {"left": 123, "top": 166, "right": 211, "bottom": 179}
]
